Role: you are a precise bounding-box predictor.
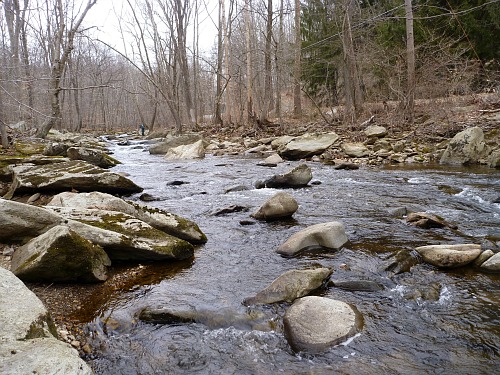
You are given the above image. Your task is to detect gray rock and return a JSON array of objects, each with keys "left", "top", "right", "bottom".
[
  {"left": 364, "top": 125, "right": 387, "bottom": 138},
  {"left": 440, "top": 126, "right": 485, "bottom": 165},
  {"left": 284, "top": 296, "right": 361, "bottom": 353},
  {"left": 8, "top": 160, "right": 142, "bottom": 195},
  {"left": 251, "top": 192, "right": 298, "bottom": 220},
  {"left": 277, "top": 222, "right": 348, "bottom": 257},
  {"left": 479, "top": 252, "right": 500, "bottom": 272},
  {"left": 342, "top": 142, "right": 370, "bottom": 157},
  {"left": 279, "top": 133, "right": 339, "bottom": 159},
  {"left": 149, "top": 133, "right": 203, "bottom": 154},
  {"left": 243, "top": 268, "right": 332, "bottom": 305},
  {"left": 271, "top": 135, "right": 295, "bottom": 150},
  {"left": 47, "top": 191, "right": 207, "bottom": 244},
  {"left": 165, "top": 139, "right": 205, "bottom": 160},
  {"left": 224, "top": 184, "right": 249, "bottom": 193},
  {"left": 67, "top": 146, "right": 121, "bottom": 168},
  {"left": 383, "top": 249, "right": 421, "bottom": 274},
  {"left": 0, "top": 199, "right": 62, "bottom": 242},
  {"left": 46, "top": 207, "right": 194, "bottom": 261},
  {"left": 257, "top": 153, "right": 283, "bottom": 167},
  {"left": 139, "top": 306, "right": 270, "bottom": 331},
  {"left": 487, "top": 150, "right": 500, "bottom": 169},
  {"left": 11, "top": 225, "right": 111, "bottom": 283},
  {"left": 257, "top": 164, "right": 312, "bottom": 189},
  {"left": 473, "top": 249, "right": 494, "bottom": 266},
  {"left": 0, "top": 267, "right": 92, "bottom": 375},
  {"left": 415, "top": 244, "right": 482, "bottom": 268}
]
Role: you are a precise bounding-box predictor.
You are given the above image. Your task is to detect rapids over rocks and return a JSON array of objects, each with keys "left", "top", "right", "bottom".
[{"left": 83, "top": 138, "right": 499, "bottom": 374}]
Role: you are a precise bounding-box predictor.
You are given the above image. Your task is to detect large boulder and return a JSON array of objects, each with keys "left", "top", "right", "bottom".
[
  {"left": 11, "top": 225, "right": 111, "bottom": 283},
  {"left": 67, "top": 146, "right": 121, "bottom": 168},
  {"left": 487, "top": 150, "right": 500, "bottom": 169},
  {"left": 440, "top": 126, "right": 485, "bottom": 165},
  {"left": 165, "top": 139, "right": 205, "bottom": 160},
  {"left": 0, "top": 199, "right": 62, "bottom": 243},
  {"left": 415, "top": 244, "right": 482, "bottom": 268},
  {"left": 341, "top": 143, "right": 370, "bottom": 158},
  {"left": 256, "top": 164, "right": 312, "bottom": 189},
  {"left": 283, "top": 296, "right": 361, "bottom": 353},
  {"left": 47, "top": 207, "right": 194, "bottom": 261},
  {"left": 251, "top": 192, "right": 298, "bottom": 220},
  {"left": 0, "top": 267, "right": 92, "bottom": 375},
  {"left": 277, "top": 222, "right": 348, "bottom": 257},
  {"left": 278, "top": 133, "right": 339, "bottom": 159},
  {"left": 149, "top": 133, "right": 203, "bottom": 155},
  {"left": 8, "top": 160, "right": 142, "bottom": 195},
  {"left": 243, "top": 268, "right": 332, "bottom": 306},
  {"left": 47, "top": 191, "right": 207, "bottom": 244}
]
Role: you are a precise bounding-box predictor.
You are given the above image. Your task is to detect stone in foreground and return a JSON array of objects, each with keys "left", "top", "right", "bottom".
[
  {"left": 11, "top": 225, "right": 111, "bottom": 283},
  {"left": 415, "top": 244, "right": 482, "bottom": 268},
  {"left": 0, "top": 267, "right": 92, "bottom": 375},
  {"left": 243, "top": 268, "right": 332, "bottom": 305},
  {"left": 277, "top": 221, "right": 348, "bottom": 257},
  {"left": 284, "top": 296, "right": 361, "bottom": 353},
  {"left": 251, "top": 191, "right": 298, "bottom": 220},
  {"left": 9, "top": 160, "right": 142, "bottom": 195}
]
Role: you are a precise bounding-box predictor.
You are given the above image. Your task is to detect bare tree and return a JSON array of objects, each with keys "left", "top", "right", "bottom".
[
  {"left": 404, "top": 0, "right": 415, "bottom": 123},
  {"left": 293, "top": 0, "right": 301, "bottom": 117},
  {"left": 36, "top": 0, "right": 98, "bottom": 138},
  {"left": 259, "top": 0, "right": 273, "bottom": 123}
]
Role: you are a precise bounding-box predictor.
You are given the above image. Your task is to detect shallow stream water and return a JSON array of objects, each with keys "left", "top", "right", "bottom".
[{"left": 84, "top": 139, "right": 499, "bottom": 374}]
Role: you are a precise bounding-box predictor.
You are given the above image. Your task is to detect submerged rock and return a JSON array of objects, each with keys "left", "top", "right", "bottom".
[
  {"left": 0, "top": 267, "right": 92, "bottom": 375},
  {"left": 383, "top": 249, "right": 421, "bottom": 275},
  {"left": 415, "top": 244, "right": 482, "bottom": 268},
  {"left": 329, "top": 279, "right": 384, "bottom": 292},
  {"left": 406, "top": 212, "right": 457, "bottom": 229},
  {"left": 284, "top": 296, "right": 361, "bottom": 353},
  {"left": 277, "top": 222, "right": 348, "bottom": 257},
  {"left": 251, "top": 192, "right": 298, "bottom": 220},
  {"left": 243, "top": 268, "right": 332, "bottom": 305},
  {"left": 256, "top": 164, "right": 312, "bottom": 189},
  {"left": 11, "top": 225, "right": 110, "bottom": 283}
]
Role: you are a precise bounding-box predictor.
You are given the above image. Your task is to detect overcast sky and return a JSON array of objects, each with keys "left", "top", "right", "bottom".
[{"left": 87, "top": 0, "right": 218, "bottom": 56}]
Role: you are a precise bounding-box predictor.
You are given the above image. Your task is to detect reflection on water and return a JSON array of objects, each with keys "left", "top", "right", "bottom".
[{"left": 85, "top": 140, "right": 499, "bottom": 374}]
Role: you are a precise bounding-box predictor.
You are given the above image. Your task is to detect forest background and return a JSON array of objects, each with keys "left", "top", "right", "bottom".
[{"left": 0, "top": 0, "right": 499, "bottom": 146}]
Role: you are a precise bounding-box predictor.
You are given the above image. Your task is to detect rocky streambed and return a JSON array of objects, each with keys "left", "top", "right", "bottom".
[{"left": 1, "top": 126, "right": 499, "bottom": 374}]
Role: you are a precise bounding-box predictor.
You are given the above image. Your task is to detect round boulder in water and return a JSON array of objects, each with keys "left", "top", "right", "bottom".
[{"left": 284, "top": 296, "right": 362, "bottom": 353}]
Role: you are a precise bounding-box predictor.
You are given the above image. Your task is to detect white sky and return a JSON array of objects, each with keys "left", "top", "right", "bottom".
[{"left": 87, "top": 0, "right": 219, "bottom": 56}]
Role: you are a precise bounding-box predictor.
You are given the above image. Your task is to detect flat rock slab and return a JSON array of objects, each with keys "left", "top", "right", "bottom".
[
  {"left": 47, "top": 191, "right": 207, "bottom": 244},
  {"left": 279, "top": 133, "right": 339, "bottom": 159},
  {"left": 284, "top": 296, "right": 361, "bottom": 353},
  {"left": 9, "top": 160, "right": 142, "bottom": 194},
  {"left": 415, "top": 244, "right": 482, "bottom": 268},
  {"left": 256, "top": 164, "right": 312, "bottom": 189}
]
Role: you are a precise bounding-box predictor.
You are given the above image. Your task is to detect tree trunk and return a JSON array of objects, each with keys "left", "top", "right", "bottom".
[
  {"left": 293, "top": 0, "right": 302, "bottom": 117},
  {"left": 245, "top": 0, "right": 254, "bottom": 126},
  {"left": 404, "top": 0, "right": 415, "bottom": 123},
  {"left": 214, "top": 0, "right": 224, "bottom": 126},
  {"left": 259, "top": 0, "right": 273, "bottom": 123},
  {"left": 341, "top": 0, "right": 363, "bottom": 123}
]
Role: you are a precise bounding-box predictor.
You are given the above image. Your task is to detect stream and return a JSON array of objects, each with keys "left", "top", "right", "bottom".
[{"left": 84, "top": 138, "right": 499, "bottom": 374}]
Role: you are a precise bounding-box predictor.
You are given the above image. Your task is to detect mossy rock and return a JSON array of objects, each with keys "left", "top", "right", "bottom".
[{"left": 14, "top": 140, "right": 47, "bottom": 155}]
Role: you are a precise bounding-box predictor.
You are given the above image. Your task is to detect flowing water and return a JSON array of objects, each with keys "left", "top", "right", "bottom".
[{"left": 84, "top": 139, "right": 499, "bottom": 374}]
